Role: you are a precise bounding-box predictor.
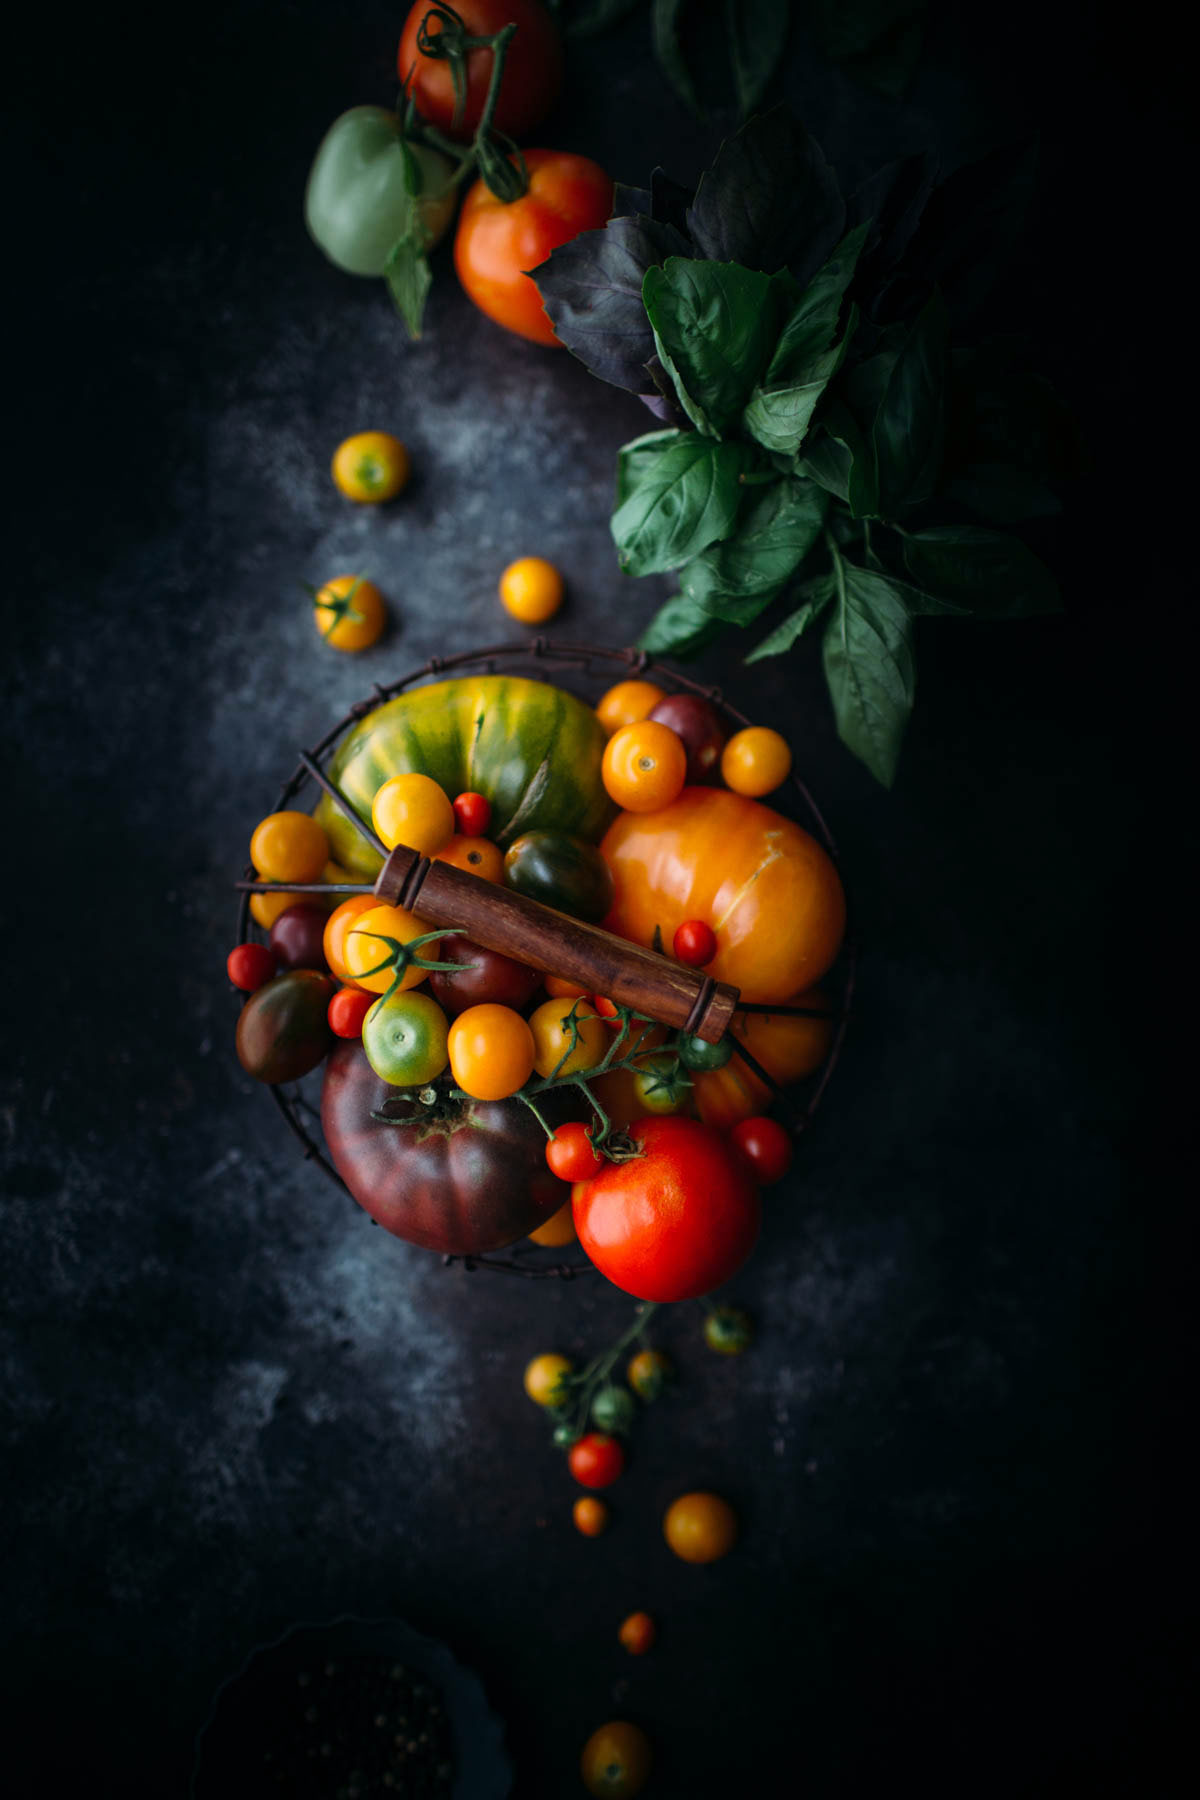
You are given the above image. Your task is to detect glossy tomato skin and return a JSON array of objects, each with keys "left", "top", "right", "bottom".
[
  {"left": 567, "top": 1432, "right": 625, "bottom": 1488},
  {"left": 236, "top": 970, "right": 335, "bottom": 1084},
  {"left": 647, "top": 693, "right": 727, "bottom": 783},
  {"left": 573, "top": 1116, "right": 760, "bottom": 1302},
  {"left": 729, "top": 1114, "right": 794, "bottom": 1184},
  {"left": 321, "top": 1039, "right": 577, "bottom": 1253},
  {"left": 504, "top": 830, "right": 613, "bottom": 921},
  {"left": 397, "top": 0, "right": 563, "bottom": 144},
  {"left": 455, "top": 150, "right": 613, "bottom": 346},
  {"left": 426, "top": 933, "right": 542, "bottom": 1016},
  {"left": 269, "top": 904, "right": 330, "bottom": 972},
  {"left": 226, "top": 942, "right": 277, "bottom": 992}
]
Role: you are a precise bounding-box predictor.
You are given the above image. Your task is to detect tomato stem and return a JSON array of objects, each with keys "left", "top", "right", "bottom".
[{"left": 551, "top": 1302, "right": 661, "bottom": 1442}]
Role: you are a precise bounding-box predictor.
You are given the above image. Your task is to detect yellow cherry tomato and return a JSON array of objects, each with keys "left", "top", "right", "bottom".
[
  {"left": 313, "top": 574, "right": 387, "bottom": 652},
  {"left": 595, "top": 678, "right": 666, "bottom": 737},
  {"left": 250, "top": 811, "right": 330, "bottom": 884},
  {"left": 331, "top": 430, "right": 410, "bottom": 502},
  {"left": 573, "top": 1496, "right": 609, "bottom": 1537},
  {"left": 663, "top": 1491, "right": 737, "bottom": 1564},
  {"left": 528, "top": 1202, "right": 577, "bottom": 1246},
  {"left": 580, "top": 1721, "right": 652, "bottom": 1798},
  {"left": 602, "top": 721, "right": 687, "bottom": 813},
  {"left": 249, "top": 887, "right": 310, "bottom": 930},
  {"left": 523, "top": 1352, "right": 574, "bottom": 1407},
  {"left": 340, "top": 902, "right": 429, "bottom": 995},
  {"left": 433, "top": 835, "right": 505, "bottom": 882},
  {"left": 371, "top": 773, "right": 455, "bottom": 855},
  {"left": 447, "top": 1003, "right": 536, "bottom": 1100},
  {"left": 721, "top": 725, "right": 792, "bottom": 796},
  {"left": 498, "top": 555, "right": 564, "bottom": 623},
  {"left": 527, "top": 998, "right": 609, "bottom": 1079},
  {"left": 323, "top": 895, "right": 380, "bottom": 985}
]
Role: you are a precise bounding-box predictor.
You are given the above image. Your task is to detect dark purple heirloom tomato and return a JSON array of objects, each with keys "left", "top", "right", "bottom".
[
  {"left": 426, "top": 933, "right": 542, "bottom": 1017},
  {"left": 269, "top": 904, "right": 331, "bottom": 971},
  {"left": 647, "top": 693, "right": 728, "bottom": 785},
  {"left": 320, "top": 1040, "right": 575, "bottom": 1254},
  {"left": 236, "top": 969, "right": 335, "bottom": 1083}
]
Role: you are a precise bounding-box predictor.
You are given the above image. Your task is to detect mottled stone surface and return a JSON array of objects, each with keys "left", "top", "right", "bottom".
[{"left": 5, "top": 4, "right": 1176, "bottom": 1796}]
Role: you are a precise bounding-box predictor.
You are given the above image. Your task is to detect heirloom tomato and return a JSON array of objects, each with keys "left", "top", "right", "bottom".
[
  {"left": 503, "top": 830, "right": 612, "bottom": 921},
  {"left": 447, "top": 1003, "right": 536, "bottom": 1099},
  {"left": 595, "top": 679, "right": 665, "bottom": 737},
  {"left": 313, "top": 574, "right": 387, "bottom": 650},
  {"left": 397, "top": 0, "right": 563, "bottom": 143},
  {"left": 580, "top": 1721, "right": 652, "bottom": 1798},
  {"left": 427, "top": 933, "right": 541, "bottom": 1016},
  {"left": 306, "top": 108, "right": 455, "bottom": 276},
  {"left": 361, "top": 989, "right": 449, "bottom": 1086},
  {"left": 647, "top": 692, "right": 727, "bottom": 782},
  {"left": 545, "top": 1120, "right": 605, "bottom": 1183},
  {"left": 323, "top": 896, "right": 379, "bottom": 985},
  {"left": 454, "top": 150, "right": 613, "bottom": 346},
  {"left": 602, "top": 789, "right": 845, "bottom": 1003},
  {"left": 236, "top": 970, "right": 335, "bottom": 1084},
  {"left": 691, "top": 991, "right": 833, "bottom": 1128},
  {"left": 572, "top": 1116, "right": 760, "bottom": 1302}
]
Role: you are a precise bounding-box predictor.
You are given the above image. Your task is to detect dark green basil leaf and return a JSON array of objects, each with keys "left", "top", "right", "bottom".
[
  {"left": 615, "top": 429, "right": 685, "bottom": 506},
  {"left": 746, "top": 574, "right": 837, "bottom": 662},
  {"left": 686, "top": 107, "right": 845, "bottom": 288},
  {"left": 743, "top": 305, "right": 858, "bottom": 456},
  {"left": 822, "top": 553, "right": 917, "bottom": 786},
  {"left": 725, "top": 0, "right": 791, "bottom": 117},
  {"left": 611, "top": 434, "right": 750, "bottom": 575},
  {"left": 537, "top": 213, "right": 690, "bottom": 394},
  {"left": 638, "top": 594, "right": 729, "bottom": 657},
  {"left": 651, "top": 0, "right": 704, "bottom": 117},
  {"left": 873, "top": 287, "right": 947, "bottom": 514},
  {"left": 902, "top": 140, "right": 1038, "bottom": 321},
  {"left": 644, "top": 259, "right": 779, "bottom": 435},
  {"left": 943, "top": 463, "right": 1061, "bottom": 523},
  {"left": 901, "top": 525, "right": 1061, "bottom": 617},
  {"left": 383, "top": 236, "right": 432, "bottom": 340},
  {"left": 566, "top": 0, "right": 643, "bottom": 36},
  {"left": 796, "top": 427, "right": 853, "bottom": 502},
  {"left": 680, "top": 479, "right": 828, "bottom": 621}
]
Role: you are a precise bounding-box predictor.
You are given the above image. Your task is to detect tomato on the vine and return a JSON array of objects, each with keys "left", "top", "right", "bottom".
[
  {"left": 545, "top": 1120, "right": 606, "bottom": 1183},
  {"left": 528, "top": 997, "right": 608, "bottom": 1079},
  {"left": 397, "top": 0, "right": 564, "bottom": 144},
  {"left": 567, "top": 1432, "right": 625, "bottom": 1489},
  {"left": 226, "top": 943, "right": 277, "bottom": 992},
  {"left": 452, "top": 791, "right": 491, "bottom": 836},
  {"left": 630, "top": 1055, "right": 691, "bottom": 1115},
  {"left": 523, "top": 1351, "right": 573, "bottom": 1407},
  {"left": 341, "top": 903, "right": 429, "bottom": 995},
  {"left": 673, "top": 918, "right": 717, "bottom": 966},
  {"left": 454, "top": 150, "right": 613, "bottom": 346},
  {"left": 626, "top": 1347, "right": 671, "bottom": 1400},
  {"left": 729, "top": 1114, "right": 794, "bottom": 1184}
]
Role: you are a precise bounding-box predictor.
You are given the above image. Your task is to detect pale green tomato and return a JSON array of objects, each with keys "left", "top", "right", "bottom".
[{"left": 305, "top": 106, "right": 456, "bottom": 277}]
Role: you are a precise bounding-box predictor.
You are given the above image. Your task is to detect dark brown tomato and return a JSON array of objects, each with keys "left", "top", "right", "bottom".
[
  {"left": 320, "top": 1039, "right": 576, "bottom": 1253},
  {"left": 425, "top": 933, "right": 543, "bottom": 1017},
  {"left": 236, "top": 970, "right": 335, "bottom": 1083},
  {"left": 269, "top": 904, "right": 331, "bottom": 971},
  {"left": 647, "top": 693, "right": 728, "bottom": 785}
]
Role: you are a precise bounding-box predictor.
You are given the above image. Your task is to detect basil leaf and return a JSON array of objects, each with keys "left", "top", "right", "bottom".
[
  {"left": 903, "top": 140, "right": 1038, "bottom": 321},
  {"left": 566, "top": 0, "right": 643, "bottom": 35},
  {"left": 680, "top": 479, "right": 828, "bottom": 621},
  {"left": 383, "top": 236, "right": 433, "bottom": 340},
  {"left": 615, "top": 429, "right": 685, "bottom": 506},
  {"left": 537, "top": 213, "right": 690, "bottom": 394},
  {"left": 686, "top": 107, "right": 846, "bottom": 288},
  {"left": 638, "top": 594, "right": 729, "bottom": 657},
  {"left": 901, "top": 525, "right": 1061, "bottom": 617},
  {"left": 652, "top": 0, "right": 704, "bottom": 117},
  {"left": 643, "top": 259, "right": 779, "bottom": 435},
  {"left": 725, "top": 0, "right": 791, "bottom": 117},
  {"left": 743, "top": 302, "right": 859, "bottom": 456},
  {"left": 746, "top": 575, "right": 837, "bottom": 662},
  {"left": 872, "top": 287, "right": 947, "bottom": 514},
  {"left": 611, "top": 434, "right": 751, "bottom": 576},
  {"left": 943, "top": 463, "right": 1061, "bottom": 523},
  {"left": 822, "top": 553, "right": 917, "bottom": 787},
  {"left": 796, "top": 427, "right": 853, "bottom": 503},
  {"left": 613, "top": 182, "right": 652, "bottom": 218}
]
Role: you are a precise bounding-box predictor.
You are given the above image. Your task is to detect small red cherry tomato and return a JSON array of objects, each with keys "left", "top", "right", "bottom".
[
  {"left": 328, "top": 986, "right": 375, "bottom": 1040},
  {"left": 618, "top": 1611, "right": 656, "bottom": 1655},
  {"left": 546, "top": 1121, "right": 606, "bottom": 1183},
  {"left": 226, "top": 943, "right": 277, "bottom": 992},
  {"left": 568, "top": 1432, "right": 625, "bottom": 1489},
  {"left": 673, "top": 919, "right": 717, "bottom": 967},
  {"left": 591, "top": 994, "right": 620, "bottom": 1021},
  {"left": 729, "top": 1115, "right": 794, "bottom": 1185},
  {"left": 453, "top": 791, "right": 492, "bottom": 836}
]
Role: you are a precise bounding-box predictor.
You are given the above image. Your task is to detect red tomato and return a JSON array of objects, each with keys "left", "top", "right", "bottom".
[
  {"left": 573, "top": 1117, "right": 760, "bottom": 1302},
  {"left": 568, "top": 1432, "right": 625, "bottom": 1489},
  {"left": 729, "top": 1115, "right": 794, "bottom": 1185},
  {"left": 672, "top": 919, "right": 717, "bottom": 967},
  {"left": 226, "top": 942, "right": 277, "bottom": 992},
  {"left": 328, "top": 987, "right": 375, "bottom": 1040},
  {"left": 452, "top": 790, "right": 492, "bottom": 836},
  {"left": 397, "top": 0, "right": 563, "bottom": 144},
  {"left": 454, "top": 150, "right": 613, "bottom": 346},
  {"left": 269, "top": 904, "right": 331, "bottom": 972},
  {"left": 546, "top": 1120, "right": 606, "bottom": 1183}
]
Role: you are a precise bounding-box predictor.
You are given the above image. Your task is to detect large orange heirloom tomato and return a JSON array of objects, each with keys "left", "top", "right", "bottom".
[
  {"left": 572, "top": 1116, "right": 760, "bottom": 1302},
  {"left": 601, "top": 788, "right": 845, "bottom": 1004},
  {"left": 454, "top": 150, "right": 613, "bottom": 346},
  {"left": 691, "top": 990, "right": 834, "bottom": 1129}
]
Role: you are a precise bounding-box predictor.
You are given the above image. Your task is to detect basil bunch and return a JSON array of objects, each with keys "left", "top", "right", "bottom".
[{"left": 538, "top": 110, "right": 1074, "bottom": 786}]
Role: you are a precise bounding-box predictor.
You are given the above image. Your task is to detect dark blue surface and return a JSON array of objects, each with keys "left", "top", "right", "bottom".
[{"left": 5, "top": 3, "right": 1180, "bottom": 1795}]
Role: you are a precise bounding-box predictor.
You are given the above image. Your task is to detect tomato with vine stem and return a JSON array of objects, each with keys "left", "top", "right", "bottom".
[
  {"left": 545, "top": 1120, "right": 606, "bottom": 1183},
  {"left": 311, "top": 574, "right": 388, "bottom": 651},
  {"left": 397, "top": 1, "right": 563, "bottom": 144},
  {"left": 528, "top": 997, "right": 609, "bottom": 1079}
]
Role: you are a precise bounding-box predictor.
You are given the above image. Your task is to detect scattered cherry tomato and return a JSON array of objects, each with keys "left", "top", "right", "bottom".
[
  {"left": 323, "top": 896, "right": 379, "bottom": 986},
  {"left": 545, "top": 1120, "right": 606, "bottom": 1183},
  {"left": 617, "top": 1612, "right": 655, "bottom": 1656},
  {"left": 433, "top": 833, "right": 505, "bottom": 881},
  {"left": 595, "top": 679, "right": 666, "bottom": 737},
  {"left": 602, "top": 721, "right": 687, "bottom": 813},
  {"left": 626, "top": 1348, "right": 671, "bottom": 1401},
  {"left": 721, "top": 725, "right": 792, "bottom": 796},
  {"left": 527, "top": 1202, "right": 577, "bottom": 1247},
  {"left": 573, "top": 1495, "right": 609, "bottom": 1537},
  {"left": 371, "top": 772, "right": 455, "bottom": 855},
  {"left": 580, "top": 1721, "right": 652, "bottom": 1798},
  {"left": 250, "top": 811, "right": 329, "bottom": 885},
  {"left": 729, "top": 1114, "right": 794, "bottom": 1184},
  {"left": 523, "top": 1351, "right": 574, "bottom": 1407},
  {"left": 312, "top": 573, "right": 387, "bottom": 651},
  {"left": 447, "top": 1003, "right": 536, "bottom": 1099},
  {"left": 331, "top": 430, "right": 410, "bottom": 502},
  {"left": 226, "top": 942, "right": 277, "bottom": 992},
  {"left": 703, "top": 1305, "right": 753, "bottom": 1356},
  {"left": 568, "top": 1432, "right": 625, "bottom": 1489},
  {"left": 452, "top": 791, "right": 491, "bottom": 836},
  {"left": 341, "top": 902, "right": 430, "bottom": 995},
  {"left": 327, "top": 986, "right": 374, "bottom": 1039},
  {"left": 397, "top": 0, "right": 563, "bottom": 144},
  {"left": 268, "top": 904, "right": 330, "bottom": 972},
  {"left": 663, "top": 1491, "right": 737, "bottom": 1563},
  {"left": 455, "top": 149, "right": 613, "bottom": 346},
  {"left": 361, "top": 988, "right": 450, "bottom": 1086},
  {"left": 499, "top": 555, "right": 563, "bottom": 622},
  {"left": 528, "top": 997, "right": 609, "bottom": 1079},
  {"left": 673, "top": 918, "right": 717, "bottom": 966}
]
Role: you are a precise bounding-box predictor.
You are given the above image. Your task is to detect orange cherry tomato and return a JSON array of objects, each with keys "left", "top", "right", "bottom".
[
  {"left": 249, "top": 887, "right": 314, "bottom": 930},
  {"left": 433, "top": 834, "right": 505, "bottom": 882},
  {"left": 340, "top": 902, "right": 430, "bottom": 995},
  {"left": 544, "top": 974, "right": 590, "bottom": 999},
  {"left": 527, "top": 1202, "right": 577, "bottom": 1246},
  {"left": 691, "top": 990, "right": 834, "bottom": 1128},
  {"left": 595, "top": 679, "right": 666, "bottom": 737},
  {"left": 499, "top": 555, "right": 563, "bottom": 622},
  {"left": 573, "top": 1495, "right": 609, "bottom": 1537},
  {"left": 580, "top": 1721, "right": 652, "bottom": 1798},
  {"left": 721, "top": 725, "right": 793, "bottom": 796},
  {"left": 663, "top": 1491, "right": 737, "bottom": 1563},
  {"left": 447, "top": 1003, "right": 536, "bottom": 1099},
  {"left": 323, "top": 895, "right": 380, "bottom": 986},
  {"left": 250, "top": 811, "right": 329, "bottom": 885},
  {"left": 602, "top": 721, "right": 687, "bottom": 813},
  {"left": 528, "top": 997, "right": 609, "bottom": 1078},
  {"left": 454, "top": 149, "right": 613, "bottom": 346},
  {"left": 617, "top": 1612, "right": 655, "bottom": 1655},
  {"left": 312, "top": 573, "right": 387, "bottom": 651},
  {"left": 371, "top": 773, "right": 455, "bottom": 855}
]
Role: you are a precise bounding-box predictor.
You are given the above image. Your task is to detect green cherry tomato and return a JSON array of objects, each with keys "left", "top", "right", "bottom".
[
  {"left": 675, "top": 1031, "right": 734, "bottom": 1072},
  {"left": 362, "top": 989, "right": 450, "bottom": 1086},
  {"left": 704, "top": 1305, "right": 754, "bottom": 1355},
  {"left": 590, "top": 1384, "right": 636, "bottom": 1435},
  {"left": 631, "top": 1054, "right": 692, "bottom": 1115},
  {"left": 305, "top": 106, "right": 456, "bottom": 277}
]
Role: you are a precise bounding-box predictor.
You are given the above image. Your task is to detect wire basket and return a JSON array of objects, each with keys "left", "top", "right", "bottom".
[{"left": 233, "top": 638, "right": 856, "bottom": 1278}]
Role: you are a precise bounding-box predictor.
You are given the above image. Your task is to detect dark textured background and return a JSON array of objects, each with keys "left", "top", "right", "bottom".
[{"left": 5, "top": 3, "right": 1182, "bottom": 1795}]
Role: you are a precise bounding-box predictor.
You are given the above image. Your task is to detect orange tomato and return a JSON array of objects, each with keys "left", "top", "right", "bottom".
[
  {"left": 340, "top": 902, "right": 430, "bottom": 994},
  {"left": 250, "top": 811, "right": 329, "bottom": 884},
  {"left": 595, "top": 678, "right": 666, "bottom": 737},
  {"left": 602, "top": 788, "right": 845, "bottom": 1003},
  {"left": 573, "top": 1495, "right": 609, "bottom": 1537},
  {"left": 528, "top": 997, "right": 609, "bottom": 1078},
  {"left": 721, "top": 725, "right": 792, "bottom": 796},
  {"left": 499, "top": 555, "right": 563, "bottom": 622},
  {"left": 580, "top": 1721, "right": 652, "bottom": 1798},
  {"left": 602, "top": 721, "right": 687, "bottom": 812},
  {"left": 617, "top": 1611, "right": 655, "bottom": 1655},
  {"left": 312, "top": 574, "right": 387, "bottom": 651},
  {"left": 543, "top": 974, "right": 590, "bottom": 999},
  {"left": 323, "top": 895, "right": 381, "bottom": 985},
  {"left": 371, "top": 773, "right": 455, "bottom": 855},
  {"left": 433, "top": 834, "right": 505, "bottom": 882},
  {"left": 663, "top": 1491, "right": 737, "bottom": 1563},
  {"left": 527, "top": 1201, "right": 577, "bottom": 1246},
  {"left": 692, "top": 990, "right": 834, "bottom": 1128},
  {"left": 249, "top": 887, "right": 315, "bottom": 930},
  {"left": 447, "top": 1003, "right": 536, "bottom": 1099}
]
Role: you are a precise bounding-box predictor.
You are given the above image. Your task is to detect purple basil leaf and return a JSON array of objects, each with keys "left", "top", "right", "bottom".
[
  {"left": 614, "top": 183, "right": 652, "bottom": 219},
  {"left": 685, "top": 107, "right": 846, "bottom": 288},
  {"left": 650, "top": 167, "right": 695, "bottom": 236},
  {"left": 536, "top": 213, "right": 690, "bottom": 394},
  {"left": 901, "top": 140, "right": 1039, "bottom": 322}
]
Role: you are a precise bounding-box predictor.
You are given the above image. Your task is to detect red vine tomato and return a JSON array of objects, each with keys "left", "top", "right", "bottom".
[
  {"left": 397, "top": 0, "right": 563, "bottom": 144},
  {"left": 545, "top": 1121, "right": 605, "bottom": 1183}
]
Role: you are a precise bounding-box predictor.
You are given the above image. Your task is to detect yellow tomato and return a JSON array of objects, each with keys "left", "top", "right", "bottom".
[
  {"left": 594, "top": 678, "right": 666, "bottom": 737},
  {"left": 250, "top": 811, "right": 329, "bottom": 884},
  {"left": 249, "top": 887, "right": 309, "bottom": 929},
  {"left": 433, "top": 835, "right": 505, "bottom": 882},
  {"left": 371, "top": 773, "right": 455, "bottom": 855},
  {"left": 447, "top": 1003, "right": 536, "bottom": 1100},
  {"left": 663, "top": 1491, "right": 737, "bottom": 1563},
  {"left": 528, "top": 998, "right": 609, "bottom": 1079},
  {"left": 580, "top": 1721, "right": 652, "bottom": 1798},
  {"left": 323, "top": 895, "right": 381, "bottom": 985},
  {"left": 313, "top": 574, "right": 387, "bottom": 652},
  {"left": 527, "top": 1202, "right": 577, "bottom": 1246},
  {"left": 498, "top": 555, "right": 564, "bottom": 623},
  {"left": 602, "top": 721, "right": 687, "bottom": 813},
  {"left": 721, "top": 725, "right": 792, "bottom": 796},
  {"left": 331, "top": 430, "right": 410, "bottom": 502},
  {"left": 340, "top": 902, "right": 430, "bottom": 994},
  {"left": 523, "top": 1352, "right": 574, "bottom": 1406}
]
